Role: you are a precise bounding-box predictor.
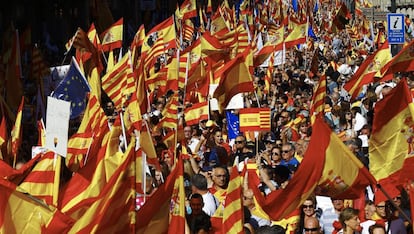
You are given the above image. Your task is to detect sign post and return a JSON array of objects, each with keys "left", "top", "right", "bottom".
[{"left": 387, "top": 13, "right": 405, "bottom": 44}]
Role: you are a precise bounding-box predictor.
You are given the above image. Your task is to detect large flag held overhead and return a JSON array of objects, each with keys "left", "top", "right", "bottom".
[
  {"left": 369, "top": 78, "right": 414, "bottom": 187},
  {"left": 248, "top": 117, "right": 375, "bottom": 220},
  {"left": 380, "top": 39, "right": 414, "bottom": 80},
  {"left": 213, "top": 46, "right": 255, "bottom": 109},
  {"left": 222, "top": 165, "right": 244, "bottom": 233},
  {"left": 184, "top": 101, "right": 209, "bottom": 126},
  {"left": 343, "top": 41, "right": 391, "bottom": 100},
  {"left": 52, "top": 57, "right": 91, "bottom": 119}
]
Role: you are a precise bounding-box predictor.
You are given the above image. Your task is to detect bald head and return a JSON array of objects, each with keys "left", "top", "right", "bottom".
[{"left": 304, "top": 216, "right": 321, "bottom": 233}]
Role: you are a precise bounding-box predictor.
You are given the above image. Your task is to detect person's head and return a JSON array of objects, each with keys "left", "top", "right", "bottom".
[
  {"left": 279, "top": 110, "right": 290, "bottom": 125},
  {"left": 392, "top": 194, "right": 402, "bottom": 207},
  {"left": 191, "top": 174, "right": 208, "bottom": 193},
  {"left": 184, "top": 125, "right": 193, "bottom": 139},
  {"left": 368, "top": 223, "right": 386, "bottom": 234},
  {"left": 235, "top": 135, "right": 247, "bottom": 150},
  {"left": 303, "top": 216, "right": 322, "bottom": 233},
  {"left": 331, "top": 198, "right": 345, "bottom": 212},
  {"left": 211, "top": 165, "right": 228, "bottom": 189},
  {"left": 302, "top": 196, "right": 317, "bottom": 217},
  {"left": 243, "top": 188, "right": 255, "bottom": 208},
  {"left": 270, "top": 146, "right": 281, "bottom": 164},
  {"left": 364, "top": 200, "right": 376, "bottom": 220},
  {"left": 212, "top": 129, "right": 224, "bottom": 145},
  {"left": 281, "top": 142, "right": 295, "bottom": 161},
  {"left": 339, "top": 207, "right": 360, "bottom": 232},
  {"left": 189, "top": 193, "right": 204, "bottom": 215},
  {"left": 375, "top": 201, "right": 389, "bottom": 219}
]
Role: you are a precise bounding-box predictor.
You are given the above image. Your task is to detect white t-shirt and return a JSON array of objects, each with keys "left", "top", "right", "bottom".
[{"left": 202, "top": 192, "right": 219, "bottom": 216}]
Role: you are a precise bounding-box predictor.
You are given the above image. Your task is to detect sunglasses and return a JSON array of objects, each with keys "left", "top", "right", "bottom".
[
  {"left": 272, "top": 152, "right": 280, "bottom": 156},
  {"left": 304, "top": 227, "right": 319, "bottom": 232},
  {"left": 282, "top": 150, "right": 291, "bottom": 153},
  {"left": 302, "top": 205, "right": 314, "bottom": 209},
  {"left": 235, "top": 140, "right": 245, "bottom": 144}
]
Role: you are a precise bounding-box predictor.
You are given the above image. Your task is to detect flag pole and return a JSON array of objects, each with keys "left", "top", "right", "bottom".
[
  {"left": 52, "top": 152, "right": 62, "bottom": 207},
  {"left": 119, "top": 111, "right": 128, "bottom": 149}
]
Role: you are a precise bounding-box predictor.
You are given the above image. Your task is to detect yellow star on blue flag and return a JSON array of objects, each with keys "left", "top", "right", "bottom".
[{"left": 52, "top": 57, "right": 90, "bottom": 119}]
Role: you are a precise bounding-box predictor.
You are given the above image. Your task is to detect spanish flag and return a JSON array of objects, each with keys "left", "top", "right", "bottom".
[
  {"left": 284, "top": 19, "right": 308, "bottom": 49},
  {"left": 100, "top": 18, "right": 123, "bottom": 52},
  {"left": 344, "top": 41, "right": 391, "bottom": 100},
  {"left": 380, "top": 39, "right": 414, "bottom": 80},
  {"left": 213, "top": 46, "right": 255, "bottom": 110},
  {"left": 168, "top": 158, "right": 186, "bottom": 233},
  {"left": 248, "top": 117, "right": 375, "bottom": 220},
  {"left": 239, "top": 108, "right": 271, "bottom": 132},
  {"left": 369, "top": 78, "right": 414, "bottom": 187},
  {"left": 184, "top": 101, "right": 209, "bottom": 126}
]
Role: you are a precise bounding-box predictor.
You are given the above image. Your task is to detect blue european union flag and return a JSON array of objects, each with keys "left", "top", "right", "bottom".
[
  {"left": 292, "top": 0, "right": 298, "bottom": 13},
  {"left": 52, "top": 57, "right": 90, "bottom": 119},
  {"left": 226, "top": 110, "right": 239, "bottom": 140},
  {"left": 308, "top": 25, "right": 318, "bottom": 41}
]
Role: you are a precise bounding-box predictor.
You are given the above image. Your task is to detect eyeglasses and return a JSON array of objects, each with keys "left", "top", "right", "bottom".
[
  {"left": 394, "top": 196, "right": 401, "bottom": 200},
  {"left": 282, "top": 150, "right": 291, "bottom": 154},
  {"left": 304, "top": 227, "right": 319, "bottom": 232},
  {"left": 302, "top": 205, "right": 314, "bottom": 209},
  {"left": 235, "top": 140, "right": 245, "bottom": 144},
  {"left": 376, "top": 205, "right": 386, "bottom": 209}
]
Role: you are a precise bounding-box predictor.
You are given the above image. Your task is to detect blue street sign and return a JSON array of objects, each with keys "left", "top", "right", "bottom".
[{"left": 387, "top": 13, "right": 405, "bottom": 44}]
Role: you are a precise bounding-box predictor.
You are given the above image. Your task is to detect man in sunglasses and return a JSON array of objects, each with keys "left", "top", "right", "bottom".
[
  {"left": 230, "top": 135, "right": 254, "bottom": 168},
  {"left": 303, "top": 216, "right": 322, "bottom": 233}
]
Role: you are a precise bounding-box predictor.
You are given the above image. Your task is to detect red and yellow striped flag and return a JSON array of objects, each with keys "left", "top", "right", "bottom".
[
  {"left": 222, "top": 165, "right": 244, "bottom": 233},
  {"left": 19, "top": 151, "right": 60, "bottom": 206},
  {"left": 310, "top": 75, "right": 326, "bottom": 125},
  {"left": 284, "top": 19, "right": 307, "bottom": 49},
  {"left": 239, "top": 108, "right": 271, "bottom": 132},
  {"left": 380, "top": 39, "right": 414, "bottom": 80}
]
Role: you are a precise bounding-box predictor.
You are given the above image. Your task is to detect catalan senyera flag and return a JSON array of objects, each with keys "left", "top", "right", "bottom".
[
  {"left": 157, "top": 92, "right": 180, "bottom": 130},
  {"left": 18, "top": 151, "right": 59, "bottom": 206},
  {"left": 66, "top": 139, "right": 135, "bottom": 233},
  {"left": 380, "top": 40, "right": 414, "bottom": 80},
  {"left": 222, "top": 165, "right": 244, "bottom": 233},
  {"left": 284, "top": 19, "right": 308, "bottom": 49},
  {"left": 101, "top": 53, "right": 133, "bottom": 108},
  {"left": 239, "top": 108, "right": 271, "bottom": 132},
  {"left": 213, "top": 46, "right": 255, "bottom": 109},
  {"left": 344, "top": 41, "right": 391, "bottom": 100},
  {"left": 9, "top": 97, "right": 24, "bottom": 166},
  {"left": 100, "top": 18, "right": 123, "bottom": 52},
  {"left": 0, "top": 153, "right": 41, "bottom": 185},
  {"left": 369, "top": 78, "right": 414, "bottom": 187},
  {"left": 59, "top": 122, "right": 121, "bottom": 215},
  {"left": 248, "top": 116, "right": 375, "bottom": 220},
  {"left": 168, "top": 157, "right": 186, "bottom": 233},
  {"left": 136, "top": 152, "right": 182, "bottom": 234},
  {"left": 184, "top": 101, "right": 209, "bottom": 126},
  {"left": 0, "top": 179, "right": 74, "bottom": 233},
  {"left": 310, "top": 75, "right": 326, "bottom": 125}
]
